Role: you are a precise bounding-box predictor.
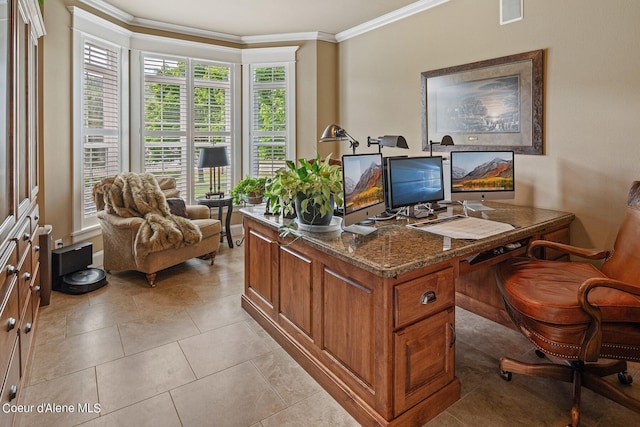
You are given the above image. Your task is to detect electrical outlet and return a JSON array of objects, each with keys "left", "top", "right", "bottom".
[{"left": 55, "top": 239, "right": 63, "bottom": 248}]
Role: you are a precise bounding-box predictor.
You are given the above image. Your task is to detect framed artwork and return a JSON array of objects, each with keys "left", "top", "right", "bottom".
[{"left": 421, "top": 49, "right": 543, "bottom": 155}]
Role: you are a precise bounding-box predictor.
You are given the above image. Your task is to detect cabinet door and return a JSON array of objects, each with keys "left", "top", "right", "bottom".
[
  {"left": 278, "top": 246, "right": 313, "bottom": 338},
  {"left": 245, "top": 227, "right": 276, "bottom": 313},
  {"left": 394, "top": 308, "right": 455, "bottom": 415}
]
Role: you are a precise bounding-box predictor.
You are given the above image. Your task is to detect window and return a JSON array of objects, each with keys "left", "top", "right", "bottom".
[
  {"left": 249, "top": 65, "right": 287, "bottom": 177},
  {"left": 142, "top": 54, "right": 233, "bottom": 200},
  {"left": 71, "top": 8, "right": 131, "bottom": 237},
  {"left": 79, "top": 39, "right": 124, "bottom": 222},
  {"left": 243, "top": 48, "right": 297, "bottom": 179}
]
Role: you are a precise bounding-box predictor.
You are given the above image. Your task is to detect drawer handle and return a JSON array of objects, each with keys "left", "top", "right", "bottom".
[
  {"left": 9, "top": 385, "right": 17, "bottom": 401},
  {"left": 6, "top": 265, "right": 18, "bottom": 275},
  {"left": 34, "top": 245, "right": 40, "bottom": 252},
  {"left": 419, "top": 290, "right": 437, "bottom": 305},
  {"left": 7, "top": 317, "right": 16, "bottom": 331},
  {"left": 24, "top": 323, "right": 32, "bottom": 334},
  {"left": 23, "top": 272, "right": 31, "bottom": 281},
  {"left": 33, "top": 285, "right": 41, "bottom": 293},
  {"left": 23, "top": 232, "right": 30, "bottom": 241},
  {"left": 449, "top": 323, "right": 456, "bottom": 348}
]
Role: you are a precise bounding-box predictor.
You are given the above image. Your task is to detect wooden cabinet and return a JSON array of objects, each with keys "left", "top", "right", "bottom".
[
  {"left": 241, "top": 217, "right": 460, "bottom": 426},
  {"left": 0, "top": 0, "right": 45, "bottom": 424}
]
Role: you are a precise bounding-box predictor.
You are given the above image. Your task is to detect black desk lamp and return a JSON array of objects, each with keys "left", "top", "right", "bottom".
[
  {"left": 428, "top": 135, "right": 454, "bottom": 156},
  {"left": 198, "top": 146, "right": 229, "bottom": 199},
  {"left": 320, "top": 123, "right": 359, "bottom": 154},
  {"left": 367, "top": 135, "right": 409, "bottom": 153}
]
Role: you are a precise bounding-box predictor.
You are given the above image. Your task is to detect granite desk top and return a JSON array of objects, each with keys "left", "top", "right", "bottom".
[{"left": 240, "top": 203, "right": 575, "bottom": 278}]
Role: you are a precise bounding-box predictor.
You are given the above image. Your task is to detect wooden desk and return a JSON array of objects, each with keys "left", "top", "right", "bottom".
[{"left": 240, "top": 203, "right": 574, "bottom": 426}]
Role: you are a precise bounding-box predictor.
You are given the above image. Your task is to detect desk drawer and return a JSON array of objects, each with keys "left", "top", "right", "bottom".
[{"left": 394, "top": 267, "right": 454, "bottom": 329}]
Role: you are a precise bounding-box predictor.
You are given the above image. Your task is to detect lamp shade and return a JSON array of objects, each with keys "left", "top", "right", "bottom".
[
  {"left": 198, "top": 146, "right": 229, "bottom": 168},
  {"left": 320, "top": 123, "right": 347, "bottom": 142},
  {"left": 440, "top": 135, "right": 454, "bottom": 146},
  {"left": 378, "top": 135, "right": 409, "bottom": 149}
]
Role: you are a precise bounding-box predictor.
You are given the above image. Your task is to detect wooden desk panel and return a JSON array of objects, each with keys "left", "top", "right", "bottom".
[{"left": 241, "top": 203, "right": 574, "bottom": 426}]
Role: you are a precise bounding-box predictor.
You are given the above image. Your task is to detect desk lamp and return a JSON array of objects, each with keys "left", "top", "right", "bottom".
[
  {"left": 428, "top": 135, "right": 454, "bottom": 156},
  {"left": 320, "top": 123, "right": 359, "bottom": 154},
  {"left": 198, "top": 146, "right": 229, "bottom": 199},
  {"left": 367, "top": 135, "right": 409, "bottom": 153}
]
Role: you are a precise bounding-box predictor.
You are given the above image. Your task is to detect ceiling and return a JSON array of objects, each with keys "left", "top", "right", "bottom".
[{"left": 92, "top": 0, "right": 427, "bottom": 38}]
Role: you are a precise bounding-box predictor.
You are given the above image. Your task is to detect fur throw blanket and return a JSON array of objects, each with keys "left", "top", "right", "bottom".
[{"left": 104, "top": 173, "right": 202, "bottom": 257}]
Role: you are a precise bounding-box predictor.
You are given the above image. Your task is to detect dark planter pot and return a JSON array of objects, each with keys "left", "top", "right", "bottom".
[{"left": 294, "top": 193, "right": 333, "bottom": 226}]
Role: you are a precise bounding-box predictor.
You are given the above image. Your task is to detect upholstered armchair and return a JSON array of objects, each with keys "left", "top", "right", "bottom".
[
  {"left": 93, "top": 173, "right": 221, "bottom": 286},
  {"left": 495, "top": 181, "right": 640, "bottom": 426}
]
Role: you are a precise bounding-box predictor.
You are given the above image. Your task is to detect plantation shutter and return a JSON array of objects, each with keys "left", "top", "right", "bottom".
[
  {"left": 250, "top": 65, "right": 288, "bottom": 177},
  {"left": 142, "top": 55, "right": 188, "bottom": 195},
  {"left": 82, "top": 40, "right": 121, "bottom": 218},
  {"left": 193, "top": 62, "right": 232, "bottom": 196},
  {"left": 142, "top": 56, "right": 233, "bottom": 199}
]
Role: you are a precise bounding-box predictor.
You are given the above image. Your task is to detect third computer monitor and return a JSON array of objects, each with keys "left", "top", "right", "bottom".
[{"left": 449, "top": 150, "right": 515, "bottom": 202}]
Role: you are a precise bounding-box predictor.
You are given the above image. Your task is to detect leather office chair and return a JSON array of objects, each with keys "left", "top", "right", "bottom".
[{"left": 495, "top": 181, "right": 640, "bottom": 426}]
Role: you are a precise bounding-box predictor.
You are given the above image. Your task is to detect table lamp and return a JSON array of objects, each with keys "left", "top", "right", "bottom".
[
  {"left": 320, "top": 123, "right": 359, "bottom": 154},
  {"left": 428, "top": 135, "right": 454, "bottom": 156},
  {"left": 367, "top": 135, "right": 409, "bottom": 153},
  {"left": 198, "top": 146, "right": 229, "bottom": 199}
]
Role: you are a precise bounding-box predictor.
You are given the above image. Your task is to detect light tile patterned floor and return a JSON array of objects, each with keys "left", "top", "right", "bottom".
[{"left": 15, "top": 243, "right": 640, "bottom": 426}]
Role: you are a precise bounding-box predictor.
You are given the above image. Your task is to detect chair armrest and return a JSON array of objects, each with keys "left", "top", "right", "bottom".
[
  {"left": 186, "top": 205, "right": 210, "bottom": 219},
  {"left": 578, "top": 277, "right": 640, "bottom": 361},
  {"left": 97, "top": 211, "right": 144, "bottom": 230},
  {"left": 526, "top": 240, "right": 609, "bottom": 260}
]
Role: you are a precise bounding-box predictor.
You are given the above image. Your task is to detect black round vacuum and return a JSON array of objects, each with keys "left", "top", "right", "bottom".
[
  {"left": 52, "top": 242, "right": 108, "bottom": 294},
  {"left": 61, "top": 268, "right": 108, "bottom": 294}
]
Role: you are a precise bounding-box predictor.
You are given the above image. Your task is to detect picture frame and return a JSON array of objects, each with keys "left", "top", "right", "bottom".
[{"left": 421, "top": 49, "right": 543, "bottom": 155}]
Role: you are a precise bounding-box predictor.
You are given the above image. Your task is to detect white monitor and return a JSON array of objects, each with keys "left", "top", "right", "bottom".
[
  {"left": 341, "top": 153, "right": 385, "bottom": 227},
  {"left": 450, "top": 151, "right": 515, "bottom": 208}
]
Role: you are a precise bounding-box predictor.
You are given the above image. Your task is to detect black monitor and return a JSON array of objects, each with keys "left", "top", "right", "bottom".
[
  {"left": 450, "top": 150, "right": 514, "bottom": 209},
  {"left": 341, "top": 153, "right": 386, "bottom": 227},
  {"left": 386, "top": 156, "right": 444, "bottom": 217},
  {"left": 382, "top": 155, "right": 408, "bottom": 211}
]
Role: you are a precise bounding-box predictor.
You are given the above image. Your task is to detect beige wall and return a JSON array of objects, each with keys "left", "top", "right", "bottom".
[
  {"left": 41, "top": 0, "right": 640, "bottom": 254},
  {"left": 337, "top": 0, "right": 640, "bottom": 250}
]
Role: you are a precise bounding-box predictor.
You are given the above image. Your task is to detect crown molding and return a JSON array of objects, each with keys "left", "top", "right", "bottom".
[
  {"left": 78, "top": 0, "right": 449, "bottom": 44},
  {"left": 336, "top": 0, "right": 451, "bottom": 42}
]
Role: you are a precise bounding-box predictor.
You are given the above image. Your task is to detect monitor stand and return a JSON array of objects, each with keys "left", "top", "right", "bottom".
[
  {"left": 462, "top": 200, "right": 495, "bottom": 212},
  {"left": 403, "top": 204, "right": 436, "bottom": 219}
]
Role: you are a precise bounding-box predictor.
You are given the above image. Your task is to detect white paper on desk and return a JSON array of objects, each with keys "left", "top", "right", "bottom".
[{"left": 407, "top": 216, "right": 514, "bottom": 239}]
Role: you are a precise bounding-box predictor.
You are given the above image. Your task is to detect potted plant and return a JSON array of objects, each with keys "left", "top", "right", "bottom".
[
  {"left": 230, "top": 176, "right": 267, "bottom": 205},
  {"left": 266, "top": 154, "right": 343, "bottom": 226}
]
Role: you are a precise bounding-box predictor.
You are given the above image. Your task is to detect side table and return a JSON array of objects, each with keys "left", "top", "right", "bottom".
[{"left": 197, "top": 197, "right": 234, "bottom": 248}]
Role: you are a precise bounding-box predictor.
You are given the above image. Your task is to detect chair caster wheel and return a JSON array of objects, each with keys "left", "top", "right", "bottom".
[
  {"left": 500, "top": 370, "right": 512, "bottom": 381},
  {"left": 535, "top": 349, "right": 546, "bottom": 358},
  {"left": 618, "top": 371, "right": 633, "bottom": 385}
]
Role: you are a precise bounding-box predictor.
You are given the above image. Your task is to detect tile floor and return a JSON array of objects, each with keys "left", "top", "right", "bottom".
[{"left": 15, "top": 243, "right": 640, "bottom": 426}]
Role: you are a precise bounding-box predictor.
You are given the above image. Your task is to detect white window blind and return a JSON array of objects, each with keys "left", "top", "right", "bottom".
[
  {"left": 142, "top": 55, "right": 232, "bottom": 200},
  {"left": 82, "top": 40, "right": 120, "bottom": 218},
  {"left": 193, "top": 62, "right": 232, "bottom": 197},
  {"left": 250, "top": 65, "right": 288, "bottom": 177}
]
